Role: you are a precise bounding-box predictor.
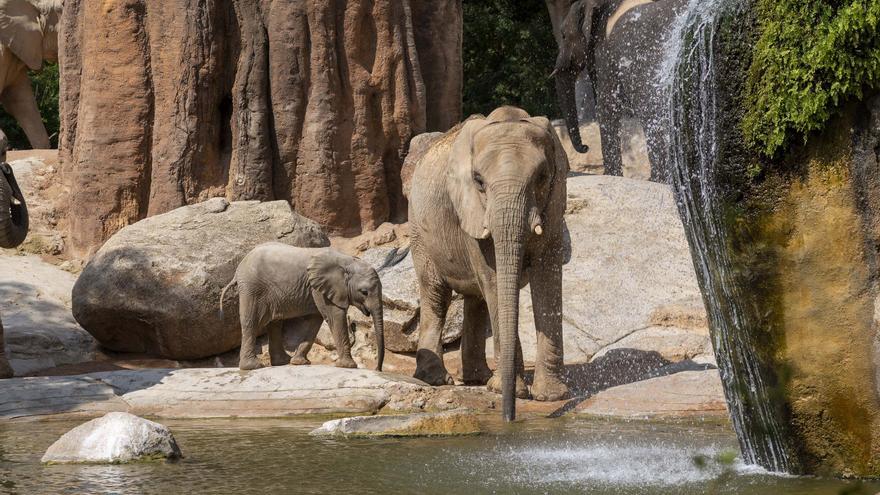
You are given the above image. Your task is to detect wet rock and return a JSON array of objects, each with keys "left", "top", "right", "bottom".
[
  {"left": 576, "top": 370, "right": 727, "bottom": 419},
  {"left": 311, "top": 410, "right": 481, "bottom": 437},
  {"left": 41, "top": 412, "right": 181, "bottom": 464},
  {"left": 72, "top": 200, "right": 328, "bottom": 360}
]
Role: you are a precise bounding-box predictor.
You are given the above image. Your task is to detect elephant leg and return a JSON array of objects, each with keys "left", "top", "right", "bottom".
[
  {"left": 267, "top": 320, "right": 288, "bottom": 366},
  {"left": 413, "top": 275, "right": 454, "bottom": 386},
  {"left": 0, "top": 75, "right": 50, "bottom": 149},
  {"left": 327, "top": 308, "right": 356, "bottom": 368},
  {"left": 460, "top": 296, "right": 492, "bottom": 385},
  {"left": 238, "top": 291, "right": 265, "bottom": 370},
  {"left": 289, "top": 315, "right": 323, "bottom": 365},
  {"left": 482, "top": 283, "right": 528, "bottom": 398},
  {"left": 0, "top": 314, "right": 12, "bottom": 379},
  {"left": 529, "top": 249, "right": 570, "bottom": 402},
  {"left": 599, "top": 117, "right": 623, "bottom": 177}
]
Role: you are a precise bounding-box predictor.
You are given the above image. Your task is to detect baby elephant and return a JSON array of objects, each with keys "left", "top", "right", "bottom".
[{"left": 221, "top": 243, "right": 385, "bottom": 371}]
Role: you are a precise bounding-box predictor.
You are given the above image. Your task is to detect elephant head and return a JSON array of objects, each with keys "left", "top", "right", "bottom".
[
  {"left": 0, "top": 130, "right": 27, "bottom": 248},
  {"left": 448, "top": 106, "right": 568, "bottom": 420},
  {"left": 0, "top": 0, "right": 63, "bottom": 71},
  {"left": 307, "top": 251, "right": 385, "bottom": 371}
]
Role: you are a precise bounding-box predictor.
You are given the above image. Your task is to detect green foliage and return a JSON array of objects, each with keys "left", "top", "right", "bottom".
[
  {"left": 743, "top": 0, "right": 880, "bottom": 157},
  {"left": 462, "top": 0, "right": 559, "bottom": 118},
  {"left": 0, "top": 63, "right": 60, "bottom": 150}
]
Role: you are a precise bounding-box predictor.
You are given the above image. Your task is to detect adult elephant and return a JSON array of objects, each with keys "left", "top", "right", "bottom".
[
  {"left": 554, "top": 0, "right": 687, "bottom": 182},
  {"left": 0, "top": 130, "right": 28, "bottom": 378},
  {"left": 408, "top": 106, "right": 569, "bottom": 421},
  {"left": 0, "top": 0, "right": 62, "bottom": 149}
]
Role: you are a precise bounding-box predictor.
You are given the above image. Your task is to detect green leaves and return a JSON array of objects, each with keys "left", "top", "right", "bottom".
[
  {"left": 743, "top": 0, "right": 880, "bottom": 157},
  {"left": 462, "top": 0, "right": 558, "bottom": 118}
]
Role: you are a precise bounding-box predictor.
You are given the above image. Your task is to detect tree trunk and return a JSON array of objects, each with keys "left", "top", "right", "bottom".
[{"left": 59, "top": 0, "right": 462, "bottom": 257}]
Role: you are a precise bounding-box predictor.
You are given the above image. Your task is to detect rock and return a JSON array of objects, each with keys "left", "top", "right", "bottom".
[
  {"left": 311, "top": 410, "right": 481, "bottom": 437},
  {"left": 60, "top": 0, "right": 463, "bottom": 256},
  {"left": 575, "top": 370, "right": 727, "bottom": 419},
  {"left": 0, "top": 366, "right": 430, "bottom": 420},
  {"left": 0, "top": 253, "right": 98, "bottom": 376},
  {"left": 490, "top": 175, "right": 708, "bottom": 364},
  {"left": 41, "top": 412, "right": 181, "bottom": 464},
  {"left": 72, "top": 200, "right": 329, "bottom": 360}
]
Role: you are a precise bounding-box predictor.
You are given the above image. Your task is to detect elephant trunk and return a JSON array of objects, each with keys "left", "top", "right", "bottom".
[
  {"left": 555, "top": 68, "right": 589, "bottom": 154},
  {"left": 493, "top": 188, "right": 528, "bottom": 421},
  {"left": 0, "top": 164, "right": 28, "bottom": 249},
  {"left": 371, "top": 308, "right": 385, "bottom": 372}
]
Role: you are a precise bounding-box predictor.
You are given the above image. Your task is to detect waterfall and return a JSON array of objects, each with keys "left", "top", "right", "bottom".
[{"left": 660, "top": 0, "right": 799, "bottom": 473}]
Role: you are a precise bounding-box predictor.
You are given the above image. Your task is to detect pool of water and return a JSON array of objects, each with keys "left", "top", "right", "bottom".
[{"left": 1, "top": 416, "right": 877, "bottom": 494}]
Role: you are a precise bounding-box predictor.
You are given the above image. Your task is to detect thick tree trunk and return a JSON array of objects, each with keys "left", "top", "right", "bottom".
[{"left": 59, "top": 0, "right": 462, "bottom": 257}]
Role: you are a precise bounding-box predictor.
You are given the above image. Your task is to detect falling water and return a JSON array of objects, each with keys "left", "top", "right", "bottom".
[{"left": 659, "top": 0, "right": 799, "bottom": 473}]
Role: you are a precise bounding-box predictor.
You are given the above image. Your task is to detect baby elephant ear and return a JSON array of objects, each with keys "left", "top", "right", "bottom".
[
  {"left": 307, "top": 250, "right": 350, "bottom": 308},
  {"left": 447, "top": 118, "right": 490, "bottom": 239}
]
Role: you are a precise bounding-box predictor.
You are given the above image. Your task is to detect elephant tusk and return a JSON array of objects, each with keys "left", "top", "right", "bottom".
[
  {"left": 534, "top": 225, "right": 543, "bottom": 236},
  {"left": 481, "top": 228, "right": 491, "bottom": 239}
]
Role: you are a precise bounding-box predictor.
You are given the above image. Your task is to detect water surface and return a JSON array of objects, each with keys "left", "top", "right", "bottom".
[{"left": 1, "top": 417, "right": 876, "bottom": 494}]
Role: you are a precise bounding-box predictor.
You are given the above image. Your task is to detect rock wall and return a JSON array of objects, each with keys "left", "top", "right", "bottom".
[
  {"left": 59, "top": 0, "right": 462, "bottom": 257},
  {"left": 668, "top": 0, "right": 880, "bottom": 476}
]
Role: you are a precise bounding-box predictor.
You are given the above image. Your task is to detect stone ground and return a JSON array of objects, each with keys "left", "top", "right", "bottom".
[{"left": 0, "top": 149, "right": 726, "bottom": 422}]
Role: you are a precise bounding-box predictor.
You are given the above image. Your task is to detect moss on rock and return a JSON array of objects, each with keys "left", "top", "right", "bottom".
[{"left": 743, "top": 0, "right": 880, "bottom": 157}]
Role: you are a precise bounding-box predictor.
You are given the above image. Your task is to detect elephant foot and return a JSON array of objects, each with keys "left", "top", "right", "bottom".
[
  {"left": 239, "top": 356, "right": 264, "bottom": 371},
  {"left": 487, "top": 373, "right": 529, "bottom": 399},
  {"left": 462, "top": 364, "right": 493, "bottom": 386},
  {"left": 531, "top": 373, "right": 570, "bottom": 401},
  {"left": 289, "top": 355, "right": 311, "bottom": 366},
  {"left": 270, "top": 352, "right": 290, "bottom": 367},
  {"left": 414, "top": 365, "right": 455, "bottom": 386},
  {"left": 335, "top": 357, "right": 358, "bottom": 369},
  {"left": 0, "top": 359, "right": 12, "bottom": 379}
]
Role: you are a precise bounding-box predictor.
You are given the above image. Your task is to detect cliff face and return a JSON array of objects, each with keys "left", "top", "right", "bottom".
[
  {"left": 59, "top": 0, "right": 462, "bottom": 256},
  {"left": 668, "top": 0, "right": 880, "bottom": 476}
]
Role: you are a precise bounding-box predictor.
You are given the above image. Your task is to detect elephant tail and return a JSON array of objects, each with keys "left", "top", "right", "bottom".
[{"left": 219, "top": 277, "right": 238, "bottom": 318}]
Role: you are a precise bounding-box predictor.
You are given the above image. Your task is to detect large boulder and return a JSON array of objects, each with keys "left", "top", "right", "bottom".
[
  {"left": 500, "top": 175, "right": 708, "bottom": 364},
  {"left": 42, "top": 412, "right": 181, "bottom": 464},
  {"left": 72, "top": 199, "right": 328, "bottom": 360}
]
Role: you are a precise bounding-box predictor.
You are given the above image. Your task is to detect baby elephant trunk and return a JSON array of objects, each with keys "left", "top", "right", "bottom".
[{"left": 369, "top": 299, "right": 385, "bottom": 372}]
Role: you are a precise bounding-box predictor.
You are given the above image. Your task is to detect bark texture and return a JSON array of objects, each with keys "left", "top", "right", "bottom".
[{"left": 59, "top": 0, "right": 462, "bottom": 256}]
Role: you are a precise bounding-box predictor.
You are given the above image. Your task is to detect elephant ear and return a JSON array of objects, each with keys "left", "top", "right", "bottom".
[
  {"left": 447, "top": 118, "right": 490, "bottom": 239},
  {"left": 307, "top": 250, "right": 350, "bottom": 309},
  {"left": 0, "top": 0, "right": 45, "bottom": 71},
  {"left": 529, "top": 116, "right": 570, "bottom": 181}
]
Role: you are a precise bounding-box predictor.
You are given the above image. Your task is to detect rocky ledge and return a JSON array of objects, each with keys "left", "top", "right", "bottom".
[{"left": 0, "top": 365, "right": 727, "bottom": 421}]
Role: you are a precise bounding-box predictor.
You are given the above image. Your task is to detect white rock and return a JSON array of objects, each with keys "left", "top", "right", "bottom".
[{"left": 41, "top": 412, "right": 181, "bottom": 464}]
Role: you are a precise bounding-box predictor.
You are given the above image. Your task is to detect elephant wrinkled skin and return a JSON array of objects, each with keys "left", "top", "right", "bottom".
[
  {"left": 408, "top": 106, "right": 570, "bottom": 421},
  {"left": 0, "top": 0, "right": 62, "bottom": 149},
  {"left": 222, "top": 243, "right": 385, "bottom": 372}
]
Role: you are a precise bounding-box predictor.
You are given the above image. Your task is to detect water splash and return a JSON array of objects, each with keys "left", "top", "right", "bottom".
[{"left": 660, "top": 0, "right": 799, "bottom": 473}]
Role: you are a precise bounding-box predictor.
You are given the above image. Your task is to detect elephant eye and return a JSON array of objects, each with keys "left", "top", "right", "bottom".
[
  {"left": 359, "top": 288, "right": 369, "bottom": 296},
  {"left": 472, "top": 172, "right": 486, "bottom": 192}
]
